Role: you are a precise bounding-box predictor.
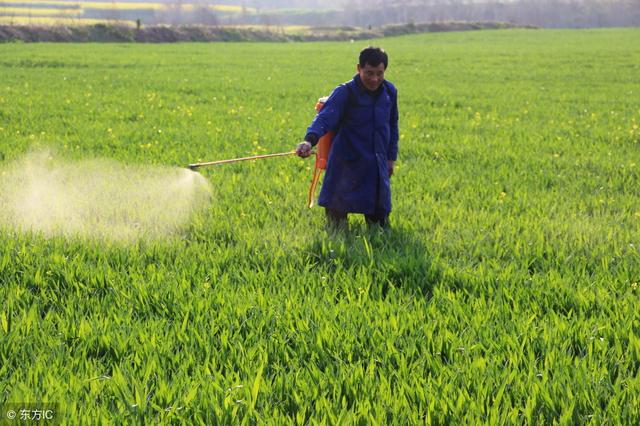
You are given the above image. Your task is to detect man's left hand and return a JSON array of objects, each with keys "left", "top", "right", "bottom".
[{"left": 387, "top": 160, "right": 395, "bottom": 177}]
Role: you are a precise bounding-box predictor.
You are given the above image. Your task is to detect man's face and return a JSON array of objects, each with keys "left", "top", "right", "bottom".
[{"left": 357, "top": 63, "right": 385, "bottom": 92}]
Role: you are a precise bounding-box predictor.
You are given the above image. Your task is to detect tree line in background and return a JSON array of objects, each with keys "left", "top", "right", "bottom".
[
  {"left": 353, "top": 0, "right": 640, "bottom": 28},
  {"left": 156, "top": 0, "right": 639, "bottom": 28},
  {"left": 237, "top": 0, "right": 639, "bottom": 28},
  {"left": 1, "top": 0, "right": 636, "bottom": 28}
]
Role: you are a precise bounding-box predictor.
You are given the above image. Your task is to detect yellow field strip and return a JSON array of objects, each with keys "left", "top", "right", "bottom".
[
  {"left": 0, "top": 16, "right": 314, "bottom": 33},
  {"left": 0, "top": 7, "right": 81, "bottom": 15},
  {"left": 0, "top": 1, "right": 255, "bottom": 12},
  {"left": 0, "top": 15, "right": 135, "bottom": 24}
]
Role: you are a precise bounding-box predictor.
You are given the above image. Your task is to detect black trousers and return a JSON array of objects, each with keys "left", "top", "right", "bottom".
[{"left": 325, "top": 208, "right": 389, "bottom": 229}]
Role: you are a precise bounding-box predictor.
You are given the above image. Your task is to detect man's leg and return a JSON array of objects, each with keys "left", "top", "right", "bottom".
[
  {"left": 364, "top": 211, "right": 389, "bottom": 229},
  {"left": 325, "top": 208, "right": 348, "bottom": 230}
]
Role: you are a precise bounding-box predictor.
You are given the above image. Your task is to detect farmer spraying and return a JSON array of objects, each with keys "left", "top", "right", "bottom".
[{"left": 296, "top": 46, "right": 399, "bottom": 229}]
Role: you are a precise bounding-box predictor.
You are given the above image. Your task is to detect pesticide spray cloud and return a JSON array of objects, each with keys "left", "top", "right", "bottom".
[{"left": 0, "top": 150, "right": 212, "bottom": 242}]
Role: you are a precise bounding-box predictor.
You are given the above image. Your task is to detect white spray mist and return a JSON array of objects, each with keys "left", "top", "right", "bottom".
[{"left": 0, "top": 149, "right": 212, "bottom": 242}]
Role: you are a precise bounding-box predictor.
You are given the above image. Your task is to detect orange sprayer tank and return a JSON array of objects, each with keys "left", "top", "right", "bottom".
[
  {"left": 307, "top": 96, "right": 334, "bottom": 208},
  {"left": 314, "top": 97, "right": 334, "bottom": 170}
]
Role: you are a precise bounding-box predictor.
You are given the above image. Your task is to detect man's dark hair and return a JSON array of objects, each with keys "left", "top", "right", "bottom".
[{"left": 359, "top": 46, "right": 388, "bottom": 69}]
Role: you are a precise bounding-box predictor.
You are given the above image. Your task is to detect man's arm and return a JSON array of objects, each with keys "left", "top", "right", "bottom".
[{"left": 296, "top": 85, "right": 349, "bottom": 157}]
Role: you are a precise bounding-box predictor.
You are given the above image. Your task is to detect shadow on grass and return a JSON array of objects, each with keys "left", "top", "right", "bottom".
[{"left": 302, "top": 223, "right": 439, "bottom": 299}]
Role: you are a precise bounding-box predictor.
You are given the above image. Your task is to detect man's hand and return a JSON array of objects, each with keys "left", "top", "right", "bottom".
[
  {"left": 387, "top": 160, "right": 395, "bottom": 177},
  {"left": 296, "top": 141, "right": 313, "bottom": 158}
]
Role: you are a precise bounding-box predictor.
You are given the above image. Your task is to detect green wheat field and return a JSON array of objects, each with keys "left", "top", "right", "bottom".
[{"left": 1, "top": 28, "right": 640, "bottom": 423}]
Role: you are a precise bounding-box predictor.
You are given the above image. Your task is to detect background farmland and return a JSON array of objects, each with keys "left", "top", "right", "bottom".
[
  {"left": 0, "top": 0, "right": 638, "bottom": 28},
  {"left": 1, "top": 28, "right": 640, "bottom": 423}
]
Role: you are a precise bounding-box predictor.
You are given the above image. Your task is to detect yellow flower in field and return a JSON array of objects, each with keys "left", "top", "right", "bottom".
[{"left": 632, "top": 282, "right": 638, "bottom": 291}]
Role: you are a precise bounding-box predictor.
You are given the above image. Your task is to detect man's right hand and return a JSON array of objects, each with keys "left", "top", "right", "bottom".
[{"left": 296, "top": 141, "right": 313, "bottom": 158}]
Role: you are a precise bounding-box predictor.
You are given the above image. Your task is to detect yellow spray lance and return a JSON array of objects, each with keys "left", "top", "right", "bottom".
[{"left": 187, "top": 151, "right": 297, "bottom": 169}]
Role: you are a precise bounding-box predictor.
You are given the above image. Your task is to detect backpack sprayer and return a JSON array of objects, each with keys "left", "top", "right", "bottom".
[
  {"left": 306, "top": 96, "right": 333, "bottom": 208},
  {"left": 187, "top": 96, "right": 333, "bottom": 208}
]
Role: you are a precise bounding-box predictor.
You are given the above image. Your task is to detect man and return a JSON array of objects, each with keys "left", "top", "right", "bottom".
[{"left": 296, "top": 46, "right": 399, "bottom": 229}]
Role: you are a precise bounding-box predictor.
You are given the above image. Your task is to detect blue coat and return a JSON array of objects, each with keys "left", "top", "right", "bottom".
[{"left": 306, "top": 75, "right": 399, "bottom": 215}]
